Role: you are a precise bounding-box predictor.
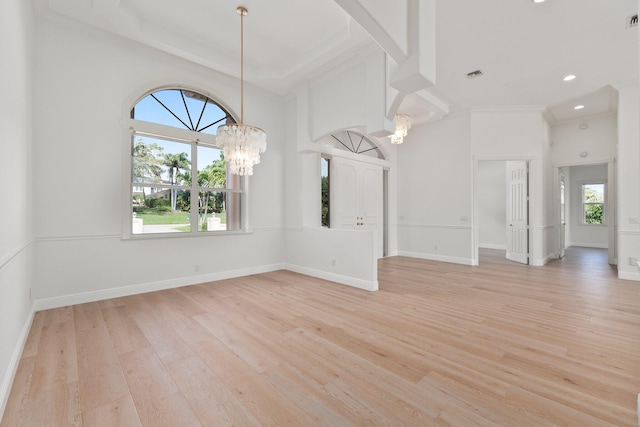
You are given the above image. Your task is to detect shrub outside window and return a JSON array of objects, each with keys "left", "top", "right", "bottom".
[
  {"left": 129, "top": 88, "right": 243, "bottom": 235},
  {"left": 582, "top": 182, "right": 605, "bottom": 225}
]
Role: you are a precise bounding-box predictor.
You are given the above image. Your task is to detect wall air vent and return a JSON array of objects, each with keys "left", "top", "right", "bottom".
[
  {"left": 627, "top": 14, "right": 638, "bottom": 28},
  {"left": 466, "top": 70, "right": 484, "bottom": 79}
]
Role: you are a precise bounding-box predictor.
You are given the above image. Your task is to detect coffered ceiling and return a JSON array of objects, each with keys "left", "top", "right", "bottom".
[{"left": 33, "top": 0, "right": 638, "bottom": 125}]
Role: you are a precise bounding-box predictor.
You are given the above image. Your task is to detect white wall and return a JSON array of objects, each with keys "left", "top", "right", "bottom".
[
  {"left": 0, "top": 0, "right": 35, "bottom": 418},
  {"left": 568, "top": 164, "right": 609, "bottom": 248},
  {"left": 397, "top": 112, "right": 473, "bottom": 264},
  {"left": 33, "top": 17, "right": 286, "bottom": 304},
  {"left": 616, "top": 85, "right": 640, "bottom": 280},
  {"left": 540, "top": 118, "right": 555, "bottom": 263},
  {"left": 471, "top": 109, "right": 552, "bottom": 265},
  {"left": 478, "top": 161, "right": 506, "bottom": 249},
  {"left": 308, "top": 50, "right": 392, "bottom": 140},
  {"left": 284, "top": 56, "right": 393, "bottom": 288},
  {"left": 285, "top": 228, "right": 378, "bottom": 291},
  {"left": 310, "top": 61, "right": 370, "bottom": 139},
  {"left": 395, "top": 108, "right": 552, "bottom": 266},
  {"left": 550, "top": 113, "right": 617, "bottom": 260},
  {"left": 550, "top": 114, "right": 617, "bottom": 165}
]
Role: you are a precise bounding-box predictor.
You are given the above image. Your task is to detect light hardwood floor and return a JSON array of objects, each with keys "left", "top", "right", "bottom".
[{"left": 2, "top": 247, "right": 639, "bottom": 426}]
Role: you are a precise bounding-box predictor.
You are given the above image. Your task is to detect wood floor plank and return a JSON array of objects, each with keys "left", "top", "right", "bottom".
[
  {"left": 100, "top": 305, "right": 151, "bottom": 356},
  {"left": 20, "top": 312, "right": 45, "bottom": 360},
  {"left": 192, "top": 338, "right": 318, "bottom": 425},
  {"left": 82, "top": 395, "right": 142, "bottom": 427},
  {"left": 72, "top": 302, "right": 104, "bottom": 332},
  {"left": 75, "top": 323, "right": 130, "bottom": 411},
  {"left": 28, "top": 320, "right": 78, "bottom": 397},
  {"left": 129, "top": 307, "right": 195, "bottom": 365},
  {"left": 261, "top": 363, "right": 368, "bottom": 427},
  {"left": 118, "top": 348, "right": 202, "bottom": 427},
  {"left": 2, "top": 247, "right": 639, "bottom": 426},
  {"left": 165, "top": 356, "right": 261, "bottom": 426},
  {"left": 21, "top": 382, "right": 81, "bottom": 427},
  {"left": 0, "top": 357, "right": 35, "bottom": 427}
]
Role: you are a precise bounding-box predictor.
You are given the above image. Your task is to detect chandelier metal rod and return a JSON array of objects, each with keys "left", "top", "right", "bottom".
[{"left": 237, "top": 6, "right": 247, "bottom": 124}]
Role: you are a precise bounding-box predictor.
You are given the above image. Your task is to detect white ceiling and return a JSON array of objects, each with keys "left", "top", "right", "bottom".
[{"left": 34, "top": 0, "right": 638, "bottom": 125}]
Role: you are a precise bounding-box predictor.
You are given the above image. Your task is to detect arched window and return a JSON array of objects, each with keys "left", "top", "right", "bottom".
[
  {"left": 318, "top": 130, "right": 385, "bottom": 229},
  {"left": 128, "top": 88, "right": 243, "bottom": 235},
  {"left": 322, "top": 130, "right": 386, "bottom": 160}
]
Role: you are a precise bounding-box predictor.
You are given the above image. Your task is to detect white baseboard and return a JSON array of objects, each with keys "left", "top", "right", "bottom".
[
  {"left": 33, "top": 261, "right": 381, "bottom": 311},
  {"left": 479, "top": 244, "right": 506, "bottom": 250},
  {"left": 568, "top": 243, "right": 608, "bottom": 249},
  {"left": 531, "top": 253, "right": 555, "bottom": 266},
  {"left": 0, "top": 303, "right": 35, "bottom": 422},
  {"left": 618, "top": 270, "right": 640, "bottom": 282},
  {"left": 397, "top": 251, "right": 474, "bottom": 266},
  {"left": 34, "top": 264, "right": 286, "bottom": 311},
  {"left": 284, "top": 264, "right": 378, "bottom": 291}
]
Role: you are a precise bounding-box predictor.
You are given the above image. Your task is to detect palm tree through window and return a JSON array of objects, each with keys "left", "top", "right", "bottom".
[{"left": 130, "top": 88, "right": 242, "bottom": 235}]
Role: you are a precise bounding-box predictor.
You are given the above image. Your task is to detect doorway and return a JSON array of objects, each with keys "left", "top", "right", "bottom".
[
  {"left": 553, "top": 161, "right": 616, "bottom": 265},
  {"left": 319, "top": 130, "right": 389, "bottom": 260},
  {"left": 330, "top": 156, "right": 384, "bottom": 259},
  {"left": 475, "top": 159, "right": 531, "bottom": 266}
]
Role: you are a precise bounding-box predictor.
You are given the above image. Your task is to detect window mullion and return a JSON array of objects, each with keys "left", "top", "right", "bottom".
[
  {"left": 191, "top": 142, "right": 199, "bottom": 232},
  {"left": 128, "top": 88, "right": 244, "bottom": 237}
]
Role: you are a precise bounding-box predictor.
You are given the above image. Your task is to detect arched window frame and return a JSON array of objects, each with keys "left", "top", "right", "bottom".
[
  {"left": 121, "top": 86, "right": 250, "bottom": 238},
  {"left": 316, "top": 129, "right": 391, "bottom": 230}
]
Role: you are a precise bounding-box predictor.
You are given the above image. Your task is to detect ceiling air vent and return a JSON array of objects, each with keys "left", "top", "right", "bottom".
[
  {"left": 466, "top": 70, "right": 484, "bottom": 79},
  {"left": 627, "top": 14, "right": 638, "bottom": 28}
]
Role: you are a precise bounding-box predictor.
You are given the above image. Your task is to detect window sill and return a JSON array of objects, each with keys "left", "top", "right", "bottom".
[{"left": 122, "top": 229, "right": 253, "bottom": 241}]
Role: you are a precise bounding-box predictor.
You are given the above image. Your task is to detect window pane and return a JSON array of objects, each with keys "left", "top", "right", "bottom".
[
  {"left": 560, "top": 181, "right": 565, "bottom": 225},
  {"left": 133, "top": 135, "right": 191, "bottom": 187},
  {"left": 132, "top": 89, "right": 231, "bottom": 135},
  {"left": 583, "top": 184, "right": 604, "bottom": 203},
  {"left": 129, "top": 88, "right": 244, "bottom": 237},
  {"left": 132, "top": 189, "right": 191, "bottom": 234},
  {"left": 584, "top": 204, "right": 604, "bottom": 224},
  {"left": 132, "top": 137, "right": 164, "bottom": 185},
  {"left": 582, "top": 183, "right": 605, "bottom": 225},
  {"left": 197, "top": 146, "right": 229, "bottom": 189},
  {"left": 321, "top": 157, "right": 330, "bottom": 227},
  {"left": 198, "top": 191, "right": 241, "bottom": 232}
]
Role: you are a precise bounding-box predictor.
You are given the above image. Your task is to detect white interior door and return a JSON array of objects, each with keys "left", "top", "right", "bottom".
[
  {"left": 360, "top": 163, "right": 383, "bottom": 259},
  {"left": 331, "top": 157, "right": 359, "bottom": 229},
  {"left": 331, "top": 156, "right": 383, "bottom": 258},
  {"left": 559, "top": 169, "right": 566, "bottom": 259},
  {"left": 506, "top": 161, "right": 529, "bottom": 264}
]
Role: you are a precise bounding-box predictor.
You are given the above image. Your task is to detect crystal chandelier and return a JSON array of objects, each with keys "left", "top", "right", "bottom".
[
  {"left": 389, "top": 113, "right": 412, "bottom": 145},
  {"left": 216, "top": 6, "right": 266, "bottom": 176}
]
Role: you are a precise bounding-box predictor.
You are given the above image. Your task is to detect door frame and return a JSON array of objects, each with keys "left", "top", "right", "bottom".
[
  {"left": 472, "top": 156, "right": 535, "bottom": 266},
  {"left": 556, "top": 167, "right": 567, "bottom": 259},
  {"left": 552, "top": 158, "right": 616, "bottom": 265},
  {"left": 505, "top": 160, "right": 530, "bottom": 265},
  {"left": 328, "top": 153, "right": 386, "bottom": 259}
]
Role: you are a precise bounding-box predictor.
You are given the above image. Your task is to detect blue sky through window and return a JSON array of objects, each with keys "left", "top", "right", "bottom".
[{"left": 133, "top": 89, "right": 230, "bottom": 171}]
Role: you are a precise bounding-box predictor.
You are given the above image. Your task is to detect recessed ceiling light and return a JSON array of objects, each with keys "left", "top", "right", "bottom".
[
  {"left": 574, "top": 105, "right": 585, "bottom": 110},
  {"left": 532, "top": 0, "right": 546, "bottom": 3},
  {"left": 563, "top": 75, "right": 576, "bottom": 81}
]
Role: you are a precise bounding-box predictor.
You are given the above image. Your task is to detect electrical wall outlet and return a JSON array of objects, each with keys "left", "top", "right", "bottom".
[{"left": 630, "top": 257, "right": 638, "bottom": 266}]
